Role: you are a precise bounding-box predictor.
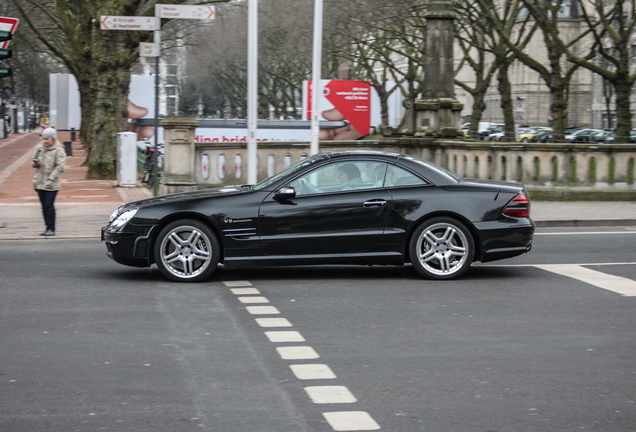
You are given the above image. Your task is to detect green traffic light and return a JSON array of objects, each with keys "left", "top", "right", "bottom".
[
  {"left": 0, "top": 49, "right": 11, "bottom": 60},
  {"left": 0, "top": 30, "right": 11, "bottom": 42},
  {"left": 0, "top": 66, "right": 11, "bottom": 78}
]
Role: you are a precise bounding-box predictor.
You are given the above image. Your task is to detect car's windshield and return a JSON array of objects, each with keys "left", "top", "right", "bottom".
[{"left": 252, "top": 155, "right": 328, "bottom": 191}]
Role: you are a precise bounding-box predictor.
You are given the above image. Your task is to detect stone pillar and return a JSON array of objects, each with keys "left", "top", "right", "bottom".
[
  {"left": 160, "top": 116, "right": 199, "bottom": 195},
  {"left": 397, "top": 1, "right": 463, "bottom": 137}
]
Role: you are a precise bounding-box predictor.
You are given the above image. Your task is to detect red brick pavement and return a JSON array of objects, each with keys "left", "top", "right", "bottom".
[{"left": 0, "top": 131, "right": 124, "bottom": 204}]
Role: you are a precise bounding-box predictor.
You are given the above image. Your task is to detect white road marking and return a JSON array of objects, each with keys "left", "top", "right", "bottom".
[
  {"left": 276, "top": 346, "right": 320, "bottom": 360},
  {"left": 223, "top": 280, "right": 253, "bottom": 287},
  {"left": 290, "top": 364, "right": 336, "bottom": 380},
  {"left": 265, "top": 331, "right": 305, "bottom": 342},
  {"left": 255, "top": 317, "right": 293, "bottom": 327},
  {"left": 323, "top": 411, "right": 381, "bottom": 431},
  {"left": 227, "top": 280, "right": 381, "bottom": 430},
  {"left": 238, "top": 296, "right": 270, "bottom": 304},
  {"left": 230, "top": 287, "right": 260, "bottom": 295},
  {"left": 534, "top": 264, "right": 636, "bottom": 297},
  {"left": 245, "top": 306, "right": 280, "bottom": 315},
  {"left": 305, "top": 386, "right": 357, "bottom": 404}
]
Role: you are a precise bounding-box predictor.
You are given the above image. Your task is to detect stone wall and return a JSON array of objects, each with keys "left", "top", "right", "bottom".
[{"left": 191, "top": 139, "right": 636, "bottom": 193}]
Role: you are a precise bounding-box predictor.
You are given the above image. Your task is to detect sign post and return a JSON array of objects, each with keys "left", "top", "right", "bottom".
[{"left": 100, "top": 5, "right": 214, "bottom": 196}]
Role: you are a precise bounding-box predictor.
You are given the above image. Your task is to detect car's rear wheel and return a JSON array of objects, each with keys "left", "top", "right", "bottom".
[
  {"left": 410, "top": 217, "right": 475, "bottom": 280},
  {"left": 154, "top": 219, "right": 219, "bottom": 282}
]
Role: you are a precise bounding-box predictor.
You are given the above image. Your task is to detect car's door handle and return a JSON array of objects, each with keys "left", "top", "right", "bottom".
[{"left": 363, "top": 200, "right": 387, "bottom": 208}]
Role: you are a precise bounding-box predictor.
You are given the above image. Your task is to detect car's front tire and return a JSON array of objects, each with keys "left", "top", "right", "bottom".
[
  {"left": 154, "top": 219, "right": 219, "bottom": 282},
  {"left": 409, "top": 217, "right": 475, "bottom": 280}
]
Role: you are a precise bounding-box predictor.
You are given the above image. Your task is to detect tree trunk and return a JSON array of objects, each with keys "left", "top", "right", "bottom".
[{"left": 497, "top": 63, "right": 516, "bottom": 140}]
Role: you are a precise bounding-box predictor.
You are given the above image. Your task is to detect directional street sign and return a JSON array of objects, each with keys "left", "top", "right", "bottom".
[
  {"left": 0, "top": 16, "right": 19, "bottom": 49},
  {"left": 157, "top": 4, "right": 215, "bottom": 20},
  {"left": 100, "top": 16, "right": 159, "bottom": 31}
]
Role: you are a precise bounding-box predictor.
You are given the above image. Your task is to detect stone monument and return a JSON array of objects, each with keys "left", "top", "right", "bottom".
[
  {"left": 395, "top": 1, "right": 463, "bottom": 137},
  {"left": 160, "top": 116, "right": 200, "bottom": 195}
]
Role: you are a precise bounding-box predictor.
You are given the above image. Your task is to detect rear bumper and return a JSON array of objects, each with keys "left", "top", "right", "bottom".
[{"left": 474, "top": 218, "right": 535, "bottom": 263}]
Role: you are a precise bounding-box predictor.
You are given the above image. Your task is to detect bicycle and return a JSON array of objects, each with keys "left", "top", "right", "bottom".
[{"left": 141, "top": 142, "right": 163, "bottom": 187}]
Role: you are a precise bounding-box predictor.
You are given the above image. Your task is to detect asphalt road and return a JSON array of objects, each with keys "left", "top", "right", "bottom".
[{"left": 1, "top": 227, "right": 635, "bottom": 432}]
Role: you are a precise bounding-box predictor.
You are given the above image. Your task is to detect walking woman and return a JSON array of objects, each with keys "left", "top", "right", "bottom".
[{"left": 31, "top": 127, "right": 66, "bottom": 236}]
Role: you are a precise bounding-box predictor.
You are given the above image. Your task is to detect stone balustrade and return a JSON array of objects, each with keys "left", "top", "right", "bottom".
[
  {"left": 191, "top": 139, "right": 635, "bottom": 194},
  {"left": 158, "top": 116, "right": 635, "bottom": 198}
]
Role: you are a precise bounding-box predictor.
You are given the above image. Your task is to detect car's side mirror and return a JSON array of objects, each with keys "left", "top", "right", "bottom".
[{"left": 274, "top": 187, "right": 296, "bottom": 200}]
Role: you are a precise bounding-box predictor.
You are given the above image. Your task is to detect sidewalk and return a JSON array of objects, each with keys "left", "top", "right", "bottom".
[
  {"left": 0, "top": 131, "right": 635, "bottom": 240},
  {"left": 0, "top": 131, "right": 151, "bottom": 240}
]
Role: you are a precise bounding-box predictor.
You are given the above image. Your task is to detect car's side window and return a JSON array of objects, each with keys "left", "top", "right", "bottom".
[
  {"left": 386, "top": 166, "right": 427, "bottom": 187},
  {"left": 290, "top": 161, "right": 390, "bottom": 195}
]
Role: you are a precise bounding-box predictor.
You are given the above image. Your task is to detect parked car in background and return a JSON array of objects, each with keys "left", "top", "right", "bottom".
[
  {"left": 479, "top": 123, "right": 504, "bottom": 140},
  {"left": 565, "top": 127, "right": 583, "bottom": 135},
  {"left": 462, "top": 122, "right": 500, "bottom": 139},
  {"left": 568, "top": 129, "right": 604, "bottom": 142},
  {"left": 533, "top": 132, "right": 553, "bottom": 143},
  {"left": 591, "top": 130, "right": 615, "bottom": 143},
  {"left": 529, "top": 129, "right": 553, "bottom": 143},
  {"left": 519, "top": 127, "right": 552, "bottom": 142},
  {"left": 102, "top": 150, "right": 534, "bottom": 282},
  {"left": 488, "top": 131, "right": 505, "bottom": 141}
]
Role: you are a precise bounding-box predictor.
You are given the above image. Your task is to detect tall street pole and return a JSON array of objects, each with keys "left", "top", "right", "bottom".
[
  {"left": 310, "top": 0, "right": 323, "bottom": 156},
  {"left": 247, "top": 0, "right": 258, "bottom": 184},
  {"left": 153, "top": 5, "right": 161, "bottom": 197}
]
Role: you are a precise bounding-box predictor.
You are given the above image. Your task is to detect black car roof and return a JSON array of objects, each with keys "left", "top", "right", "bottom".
[{"left": 315, "top": 149, "right": 459, "bottom": 185}]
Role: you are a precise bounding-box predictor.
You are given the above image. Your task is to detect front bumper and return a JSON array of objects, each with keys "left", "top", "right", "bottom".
[{"left": 102, "top": 226, "right": 152, "bottom": 268}]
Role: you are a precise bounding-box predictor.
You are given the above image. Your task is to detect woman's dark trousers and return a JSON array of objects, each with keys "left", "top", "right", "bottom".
[{"left": 36, "top": 189, "right": 58, "bottom": 232}]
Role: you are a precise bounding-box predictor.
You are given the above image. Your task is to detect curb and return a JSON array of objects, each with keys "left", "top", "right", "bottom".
[{"left": 535, "top": 219, "right": 636, "bottom": 228}]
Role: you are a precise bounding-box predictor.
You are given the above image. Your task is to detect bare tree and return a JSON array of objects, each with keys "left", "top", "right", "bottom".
[
  {"left": 454, "top": 0, "right": 501, "bottom": 138},
  {"left": 520, "top": 0, "right": 635, "bottom": 142},
  {"left": 9, "top": 0, "right": 191, "bottom": 179}
]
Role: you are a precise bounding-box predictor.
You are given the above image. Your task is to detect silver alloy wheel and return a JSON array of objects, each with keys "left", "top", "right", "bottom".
[
  {"left": 415, "top": 222, "right": 469, "bottom": 277},
  {"left": 158, "top": 225, "right": 213, "bottom": 279}
]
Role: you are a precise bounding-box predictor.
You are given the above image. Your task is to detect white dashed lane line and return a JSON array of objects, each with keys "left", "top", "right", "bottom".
[
  {"left": 245, "top": 305, "right": 280, "bottom": 314},
  {"left": 255, "top": 317, "right": 293, "bottom": 327},
  {"left": 290, "top": 364, "right": 337, "bottom": 380},
  {"left": 276, "top": 346, "right": 320, "bottom": 360},
  {"left": 265, "top": 331, "right": 306, "bottom": 342},
  {"left": 223, "top": 280, "right": 381, "bottom": 431}
]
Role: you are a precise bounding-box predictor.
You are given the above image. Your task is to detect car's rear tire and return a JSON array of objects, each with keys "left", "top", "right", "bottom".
[
  {"left": 410, "top": 217, "right": 475, "bottom": 280},
  {"left": 154, "top": 219, "right": 219, "bottom": 282}
]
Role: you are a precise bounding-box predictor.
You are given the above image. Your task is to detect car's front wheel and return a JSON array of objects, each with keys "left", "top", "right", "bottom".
[
  {"left": 154, "top": 219, "right": 219, "bottom": 282},
  {"left": 409, "top": 217, "right": 475, "bottom": 280}
]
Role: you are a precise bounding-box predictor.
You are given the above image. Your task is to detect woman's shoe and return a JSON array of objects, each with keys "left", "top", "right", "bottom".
[{"left": 44, "top": 230, "right": 55, "bottom": 236}]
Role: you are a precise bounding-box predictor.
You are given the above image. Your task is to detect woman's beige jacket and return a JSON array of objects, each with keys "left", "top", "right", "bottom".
[{"left": 31, "top": 140, "right": 66, "bottom": 191}]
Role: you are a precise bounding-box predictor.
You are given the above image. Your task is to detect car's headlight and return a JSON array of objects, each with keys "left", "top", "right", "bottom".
[
  {"left": 110, "top": 208, "right": 138, "bottom": 229},
  {"left": 109, "top": 206, "right": 125, "bottom": 224}
]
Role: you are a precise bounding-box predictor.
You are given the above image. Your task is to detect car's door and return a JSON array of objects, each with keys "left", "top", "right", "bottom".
[{"left": 258, "top": 161, "right": 392, "bottom": 257}]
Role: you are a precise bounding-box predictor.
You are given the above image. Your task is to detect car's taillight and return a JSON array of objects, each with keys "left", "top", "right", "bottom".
[{"left": 503, "top": 193, "right": 530, "bottom": 218}]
